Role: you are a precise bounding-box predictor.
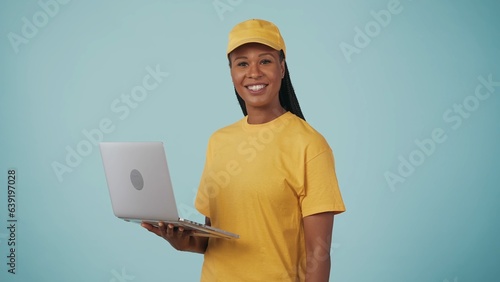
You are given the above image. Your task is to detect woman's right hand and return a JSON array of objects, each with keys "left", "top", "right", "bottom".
[{"left": 141, "top": 222, "right": 207, "bottom": 253}]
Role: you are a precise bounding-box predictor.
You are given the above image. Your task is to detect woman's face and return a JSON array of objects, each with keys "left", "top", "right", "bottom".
[{"left": 229, "top": 43, "right": 285, "bottom": 114}]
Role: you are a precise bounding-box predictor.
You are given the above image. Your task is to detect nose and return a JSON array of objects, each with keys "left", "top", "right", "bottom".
[{"left": 246, "top": 63, "right": 263, "bottom": 79}]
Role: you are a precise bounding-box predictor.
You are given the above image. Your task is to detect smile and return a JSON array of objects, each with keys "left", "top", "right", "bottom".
[{"left": 246, "top": 84, "right": 267, "bottom": 92}]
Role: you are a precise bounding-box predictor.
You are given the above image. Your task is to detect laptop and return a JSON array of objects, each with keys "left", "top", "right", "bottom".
[{"left": 99, "top": 142, "right": 239, "bottom": 239}]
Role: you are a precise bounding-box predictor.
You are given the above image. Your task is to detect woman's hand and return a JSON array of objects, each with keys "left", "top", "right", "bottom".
[{"left": 141, "top": 221, "right": 208, "bottom": 254}]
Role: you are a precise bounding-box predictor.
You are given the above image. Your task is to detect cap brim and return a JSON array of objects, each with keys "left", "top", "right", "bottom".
[{"left": 227, "top": 38, "right": 282, "bottom": 55}]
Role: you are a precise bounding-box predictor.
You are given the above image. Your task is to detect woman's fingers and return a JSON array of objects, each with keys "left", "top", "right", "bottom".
[
  {"left": 143, "top": 222, "right": 192, "bottom": 244},
  {"left": 157, "top": 222, "right": 166, "bottom": 237},
  {"left": 141, "top": 222, "right": 195, "bottom": 251},
  {"left": 141, "top": 222, "right": 161, "bottom": 236},
  {"left": 177, "top": 227, "right": 184, "bottom": 238}
]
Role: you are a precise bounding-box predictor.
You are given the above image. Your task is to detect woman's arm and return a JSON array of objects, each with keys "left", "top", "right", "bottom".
[
  {"left": 141, "top": 217, "right": 211, "bottom": 254},
  {"left": 303, "top": 212, "right": 335, "bottom": 282}
]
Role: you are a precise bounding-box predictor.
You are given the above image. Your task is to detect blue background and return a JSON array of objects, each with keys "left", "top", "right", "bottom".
[{"left": 1, "top": 0, "right": 499, "bottom": 281}]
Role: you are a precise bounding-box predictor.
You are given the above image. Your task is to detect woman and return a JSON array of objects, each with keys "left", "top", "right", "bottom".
[{"left": 142, "top": 19, "right": 345, "bottom": 281}]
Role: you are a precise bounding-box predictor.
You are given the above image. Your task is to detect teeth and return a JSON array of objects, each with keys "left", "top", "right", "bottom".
[{"left": 247, "top": 84, "right": 266, "bottom": 91}]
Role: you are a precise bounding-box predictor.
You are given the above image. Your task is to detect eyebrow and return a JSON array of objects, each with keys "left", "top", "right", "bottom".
[{"left": 232, "top": 52, "right": 276, "bottom": 62}]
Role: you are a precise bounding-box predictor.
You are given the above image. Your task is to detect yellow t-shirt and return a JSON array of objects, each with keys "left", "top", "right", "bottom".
[{"left": 195, "top": 112, "right": 345, "bottom": 281}]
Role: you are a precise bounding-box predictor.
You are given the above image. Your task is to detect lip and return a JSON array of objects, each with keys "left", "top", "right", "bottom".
[{"left": 245, "top": 84, "right": 268, "bottom": 95}]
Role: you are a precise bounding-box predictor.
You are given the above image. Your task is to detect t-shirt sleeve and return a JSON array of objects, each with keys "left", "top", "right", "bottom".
[{"left": 300, "top": 148, "right": 346, "bottom": 217}]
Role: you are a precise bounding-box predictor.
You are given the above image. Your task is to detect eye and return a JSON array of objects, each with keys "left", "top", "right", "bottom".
[
  {"left": 236, "top": 61, "right": 248, "bottom": 67},
  {"left": 260, "top": 59, "right": 272, "bottom": 65}
]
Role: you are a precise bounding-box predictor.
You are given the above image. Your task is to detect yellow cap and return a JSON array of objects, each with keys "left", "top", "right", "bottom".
[{"left": 226, "top": 19, "right": 286, "bottom": 56}]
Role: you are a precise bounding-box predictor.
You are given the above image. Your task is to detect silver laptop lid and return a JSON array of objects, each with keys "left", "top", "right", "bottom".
[{"left": 99, "top": 142, "right": 179, "bottom": 222}]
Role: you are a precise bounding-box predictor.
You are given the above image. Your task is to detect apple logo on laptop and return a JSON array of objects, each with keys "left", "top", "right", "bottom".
[{"left": 130, "top": 169, "right": 144, "bottom": 190}]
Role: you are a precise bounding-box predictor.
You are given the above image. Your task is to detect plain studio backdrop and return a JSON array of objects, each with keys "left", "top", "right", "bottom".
[{"left": 1, "top": 0, "right": 499, "bottom": 281}]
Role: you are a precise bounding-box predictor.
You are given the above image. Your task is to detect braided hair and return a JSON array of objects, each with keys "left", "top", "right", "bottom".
[{"left": 232, "top": 50, "right": 306, "bottom": 121}]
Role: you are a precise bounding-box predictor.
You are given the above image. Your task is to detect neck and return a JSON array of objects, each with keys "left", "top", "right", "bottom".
[{"left": 246, "top": 107, "right": 287, "bottom": 124}]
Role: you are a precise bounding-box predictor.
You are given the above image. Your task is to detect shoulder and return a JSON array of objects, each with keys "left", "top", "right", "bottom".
[
  {"left": 205, "top": 113, "right": 332, "bottom": 159},
  {"left": 286, "top": 113, "right": 331, "bottom": 154}
]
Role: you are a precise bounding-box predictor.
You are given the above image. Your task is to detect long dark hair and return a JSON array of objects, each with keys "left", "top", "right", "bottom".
[{"left": 232, "top": 50, "right": 305, "bottom": 121}]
